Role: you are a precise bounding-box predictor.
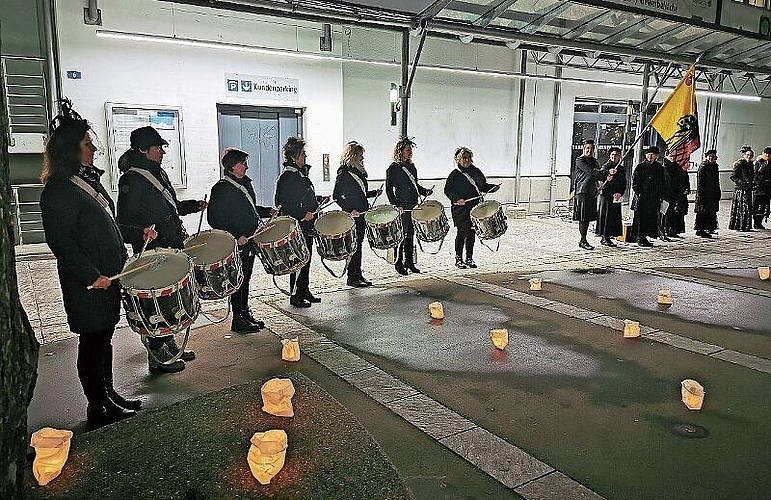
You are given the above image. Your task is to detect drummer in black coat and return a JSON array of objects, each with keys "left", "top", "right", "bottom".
[
  {"left": 385, "top": 137, "right": 433, "bottom": 275},
  {"left": 40, "top": 100, "right": 138, "bottom": 426},
  {"left": 444, "top": 147, "right": 499, "bottom": 268},
  {"left": 595, "top": 146, "right": 626, "bottom": 247},
  {"left": 333, "top": 141, "right": 381, "bottom": 287},
  {"left": 208, "top": 148, "right": 276, "bottom": 333},
  {"left": 573, "top": 139, "right": 613, "bottom": 250},
  {"left": 116, "top": 126, "right": 206, "bottom": 373},
  {"left": 275, "top": 136, "right": 329, "bottom": 308}
]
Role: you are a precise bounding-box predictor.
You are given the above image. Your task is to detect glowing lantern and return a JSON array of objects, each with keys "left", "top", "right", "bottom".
[
  {"left": 281, "top": 337, "right": 300, "bottom": 362},
  {"left": 490, "top": 329, "right": 509, "bottom": 349},
  {"left": 261, "top": 378, "right": 295, "bottom": 417},
  {"left": 529, "top": 278, "right": 542, "bottom": 291},
  {"left": 247, "top": 429, "right": 288, "bottom": 485},
  {"left": 681, "top": 379, "right": 705, "bottom": 410},
  {"left": 657, "top": 289, "right": 673, "bottom": 305},
  {"left": 428, "top": 301, "right": 444, "bottom": 320},
  {"left": 30, "top": 427, "right": 74, "bottom": 486},
  {"left": 759, "top": 267, "right": 770, "bottom": 280},
  {"left": 623, "top": 319, "right": 641, "bottom": 338}
]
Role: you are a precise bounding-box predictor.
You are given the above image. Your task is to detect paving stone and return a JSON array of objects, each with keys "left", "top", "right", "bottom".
[
  {"left": 645, "top": 331, "right": 724, "bottom": 355},
  {"left": 515, "top": 471, "right": 607, "bottom": 500},
  {"left": 546, "top": 302, "right": 603, "bottom": 321},
  {"left": 301, "top": 337, "right": 338, "bottom": 354},
  {"left": 439, "top": 426, "right": 554, "bottom": 489},
  {"left": 341, "top": 367, "right": 420, "bottom": 404},
  {"left": 586, "top": 315, "right": 626, "bottom": 331},
  {"left": 710, "top": 350, "right": 771, "bottom": 374},
  {"left": 311, "top": 345, "right": 374, "bottom": 375},
  {"left": 386, "top": 393, "right": 477, "bottom": 440}
]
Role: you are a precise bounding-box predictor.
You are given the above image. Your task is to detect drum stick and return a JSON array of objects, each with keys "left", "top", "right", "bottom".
[
  {"left": 137, "top": 224, "right": 156, "bottom": 260},
  {"left": 86, "top": 260, "right": 154, "bottom": 290},
  {"left": 314, "top": 199, "right": 336, "bottom": 215},
  {"left": 419, "top": 184, "right": 436, "bottom": 204},
  {"left": 195, "top": 194, "right": 208, "bottom": 236},
  {"left": 369, "top": 182, "right": 385, "bottom": 208},
  {"left": 183, "top": 242, "right": 208, "bottom": 252}
]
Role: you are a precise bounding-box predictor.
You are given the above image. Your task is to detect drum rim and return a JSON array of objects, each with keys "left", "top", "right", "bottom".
[
  {"left": 364, "top": 204, "right": 399, "bottom": 227},
  {"left": 184, "top": 228, "right": 238, "bottom": 268},
  {"left": 315, "top": 210, "right": 355, "bottom": 237},
  {"left": 252, "top": 216, "right": 299, "bottom": 247},
  {"left": 122, "top": 248, "right": 194, "bottom": 292}
]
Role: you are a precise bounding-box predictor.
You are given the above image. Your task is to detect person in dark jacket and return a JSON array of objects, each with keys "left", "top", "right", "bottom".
[
  {"left": 40, "top": 100, "right": 138, "bottom": 427},
  {"left": 333, "top": 141, "right": 381, "bottom": 287},
  {"left": 444, "top": 146, "right": 499, "bottom": 268},
  {"left": 385, "top": 137, "right": 432, "bottom": 275},
  {"left": 662, "top": 154, "right": 684, "bottom": 240},
  {"left": 671, "top": 161, "right": 691, "bottom": 237},
  {"left": 116, "top": 126, "right": 206, "bottom": 373},
  {"left": 631, "top": 146, "right": 665, "bottom": 247},
  {"left": 573, "top": 139, "right": 612, "bottom": 250},
  {"left": 728, "top": 147, "right": 754, "bottom": 232},
  {"left": 752, "top": 146, "right": 771, "bottom": 230},
  {"left": 208, "top": 148, "right": 276, "bottom": 333},
  {"left": 275, "top": 136, "right": 328, "bottom": 308},
  {"left": 694, "top": 149, "right": 721, "bottom": 238},
  {"left": 595, "top": 146, "right": 626, "bottom": 247}
]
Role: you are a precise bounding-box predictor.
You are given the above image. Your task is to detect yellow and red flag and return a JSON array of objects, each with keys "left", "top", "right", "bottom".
[{"left": 650, "top": 65, "right": 700, "bottom": 166}]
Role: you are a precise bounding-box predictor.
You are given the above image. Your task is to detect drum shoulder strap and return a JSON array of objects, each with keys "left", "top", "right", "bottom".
[
  {"left": 459, "top": 168, "right": 482, "bottom": 197},
  {"left": 127, "top": 167, "right": 178, "bottom": 214},
  {"left": 69, "top": 176, "right": 115, "bottom": 219},
  {"left": 401, "top": 165, "right": 420, "bottom": 195},
  {"left": 347, "top": 170, "right": 367, "bottom": 195},
  {"left": 223, "top": 175, "right": 258, "bottom": 212}
]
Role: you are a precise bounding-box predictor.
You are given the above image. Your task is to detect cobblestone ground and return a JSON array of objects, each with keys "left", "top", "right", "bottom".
[{"left": 16, "top": 201, "right": 770, "bottom": 345}]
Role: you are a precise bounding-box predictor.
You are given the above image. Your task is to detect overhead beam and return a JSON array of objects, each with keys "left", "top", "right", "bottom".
[
  {"left": 417, "top": 0, "right": 454, "bottom": 22},
  {"left": 637, "top": 23, "right": 689, "bottom": 50},
  {"left": 473, "top": 0, "right": 520, "bottom": 28},
  {"left": 562, "top": 10, "right": 614, "bottom": 40},
  {"left": 701, "top": 35, "right": 751, "bottom": 59},
  {"left": 520, "top": 3, "right": 572, "bottom": 35},
  {"left": 601, "top": 18, "right": 649, "bottom": 45}
]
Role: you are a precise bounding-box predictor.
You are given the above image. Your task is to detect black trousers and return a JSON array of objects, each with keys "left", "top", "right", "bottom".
[
  {"left": 455, "top": 223, "right": 475, "bottom": 259},
  {"left": 290, "top": 234, "right": 314, "bottom": 296},
  {"left": 348, "top": 217, "right": 366, "bottom": 279},
  {"left": 397, "top": 212, "right": 415, "bottom": 266},
  {"left": 231, "top": 246, "right": 254, "bottom": 315},
  {"left": 77, "top": 328, "right": 114, "bottom": 406},
  {"left": 753, "top": 194, "right": 770, "bottom": 219}
]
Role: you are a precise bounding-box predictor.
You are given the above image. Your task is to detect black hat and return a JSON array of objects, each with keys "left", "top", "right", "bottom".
[
  {"left": 705, "top": 149, "right": 717, "bottom": 157},
  {"left": 130, "top": 126, "right": 168, "bottom": 150},
  {"left": 645, "top": 145, "right": 660, "bottom": 155}
]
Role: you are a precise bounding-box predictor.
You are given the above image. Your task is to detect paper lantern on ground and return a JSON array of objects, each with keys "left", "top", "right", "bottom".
[
  {"left": 623, "top": 319, "right": 641, "bottom": 338},
  {"left": 759, "top": 267, "right": 770, "bottom": 280},
  {"left": 428, "top": 301, "right": 444, "bottom": 320},
  {"left": 281, "top": 337, "right": 300, "bottom": 362},
  {"left": 681, "top": 379, "right": 705, "bottom": 410},
  {"left": 30, "top": 427, "right": 74, "bottom": 486},
  {"left": 248, "top": 429, "right": 288, "bottom": 485},
  {"left": 261, "top": 378, "right": 296, "bottom": 417},
  {"left": 490, "top": 329, "right": 509, "bottom": 349},
  {"left": 657, "top": 289, "right": 673, "bottom": 305},
  {"left": 529, "top": 278, "right": 542, "bottom": 291}
]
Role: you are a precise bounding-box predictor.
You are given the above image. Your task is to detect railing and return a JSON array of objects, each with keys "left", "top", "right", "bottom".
[{"left": 12, "top": 183, "right": 45, "bottom": 245}]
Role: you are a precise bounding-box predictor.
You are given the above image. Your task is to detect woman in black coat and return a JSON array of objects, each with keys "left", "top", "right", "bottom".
[
  {"left": 752, "top": 146, "right": 771, "bottom": 230},
  {"left": 333, "top": 141, "right": 381, "bottom": 287},
  {"left": 444, "top": 147, "right": 499, "bottom": 268},
  {"left": 694, "top": 150, "right": 721, "bottom": 238},
  {"left": 728, "top": 147, "right": 754, "bottom": 232},
  {"left": 40, "top": 100, "right": 138, "bottom": 427},
  {"left": 631, "top": 146, "right": 665, "bottom": 247},
  {"left": 595, "top": 147, "right": 626, "bottom": 246}
]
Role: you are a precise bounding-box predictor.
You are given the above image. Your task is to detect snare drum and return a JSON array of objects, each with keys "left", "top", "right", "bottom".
[
  {"left": 183, "top": 229, "right": 243, "bottom": 300},
  {"left": 314, "top": 210, "right": 357, "bottom": 261},
  {"left": 412, "top": 200, "right": 449, "bottom": 243},
  {"left": 252, "top": 216, "right": 310, "bottom": 276},
  {"left": 364, "top": 205, "right": 404, "bottom": 250},
  {"left": 471, "top": 200, "right": 508, "bottom": 240},
  {"left": 121, "top": 248, "right": 200, "bottom": 336}
]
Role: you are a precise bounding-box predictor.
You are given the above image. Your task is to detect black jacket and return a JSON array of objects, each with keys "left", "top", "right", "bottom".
[
  {"left": 333, "top": 165, "right": 378, "bottom": 213},
  {"left": 275, "top": 161, "right": 320, "bottom": 233},
  {"left": 385, "top": 161, "right": 429, "bottom": 209},
  {"left": 754, "top": 155, "right": 771, "bottom": 196},
  {"left": 598, "top": 160, "right": 626, "bottom": 199},
  {"left": 444, "top": 165, "right": 496, "bottom": 206},
  {"left": 663, "top": 159, "right": 682, "bottom": 203},
  {"left": 695, "top": 160, "right": 721, "bottom": 213},
  {"left": 573, "top": 155, "right": 606, "bottom": 196},
  {"left": 208, "top": 172, "right": 272, "bottom": 240},
  {"left": 41, "top": 173, "right": 128, "bottom": 333},
  {"left": 730, "top": 159, "right": 754, "bottom": 191},
  {"left": 117, "top": 150, "right": 200, "bottom": 252}
]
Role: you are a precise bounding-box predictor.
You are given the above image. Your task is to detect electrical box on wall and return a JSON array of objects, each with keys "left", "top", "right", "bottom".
[{"left": 9, "top": 133, "right": 46, "bottom": 154}]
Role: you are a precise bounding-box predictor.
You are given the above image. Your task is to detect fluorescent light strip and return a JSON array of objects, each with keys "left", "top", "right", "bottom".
[{"left": 95, "top": 30, "right": 762, "bottom": 102}]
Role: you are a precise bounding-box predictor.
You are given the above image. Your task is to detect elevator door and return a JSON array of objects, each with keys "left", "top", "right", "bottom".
[{"left": 217, "top": 105, "right": 303, "bottom": 206}]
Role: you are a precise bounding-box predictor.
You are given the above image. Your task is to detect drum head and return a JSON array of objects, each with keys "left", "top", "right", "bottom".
[
  {"left": 412, "top": 200, "right": 444, "bottom": 222},
  {"left": 253, "top": 217, "right": 296, "bottom": 245},
  {"left": 184, "top": 229, "right": 235, "bottom": 265},
  {"left": 364, "top": 205, "right": 399, "bottom": 225},
  {"left": 315, "top": 210, "right": 354, "bottom": 235},
  {"left": 471, "top": 200, "right": 502, "bottom": 219},
  {"left": 122, "top": 248, "right": 191, "bottom": 290}
]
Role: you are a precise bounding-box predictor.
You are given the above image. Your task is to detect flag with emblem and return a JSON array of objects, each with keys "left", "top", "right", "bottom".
[{"left": 650, "top": 65, "right": 700, "bottom": 166}]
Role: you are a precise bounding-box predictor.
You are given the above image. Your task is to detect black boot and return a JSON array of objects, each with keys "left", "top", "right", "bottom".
[
  {"left": 302, "top": 290, "right": 321, "bottom": 303},
  {"left": 395, "top": 246, "right": 408, "bottom": 275},
  {"left": 232, "top": 313, "right": 261, "bottom": 333},
  {"left": 290, "top": 294, "right": 311, "bottom": 308},
  {"left": 242, "top": 309, "right": 265, "bottom": 329},
  {"left": 754, "top": 217, "right": 766, "bottom": 230},
  {"left": 165, "top": 336, "right": 195, "bottom": 362},
  {"left": 103, "top": 344, "right": 142, "bottom": 410},
  {"left": 87, "top": 398, "right": 136, "bottom": 427}
]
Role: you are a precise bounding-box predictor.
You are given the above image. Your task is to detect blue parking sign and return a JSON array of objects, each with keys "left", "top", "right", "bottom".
[
  {"left": 240, "top": 80, "right": 252, "bottom": 92},
  {"left": 227, "top": 79, "right": 239, "bottom": 92}
]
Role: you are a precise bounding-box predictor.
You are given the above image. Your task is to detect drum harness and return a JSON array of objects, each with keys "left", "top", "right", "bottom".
[{"left": 457, "top": 170, "right": 508, "bottom": 252}]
